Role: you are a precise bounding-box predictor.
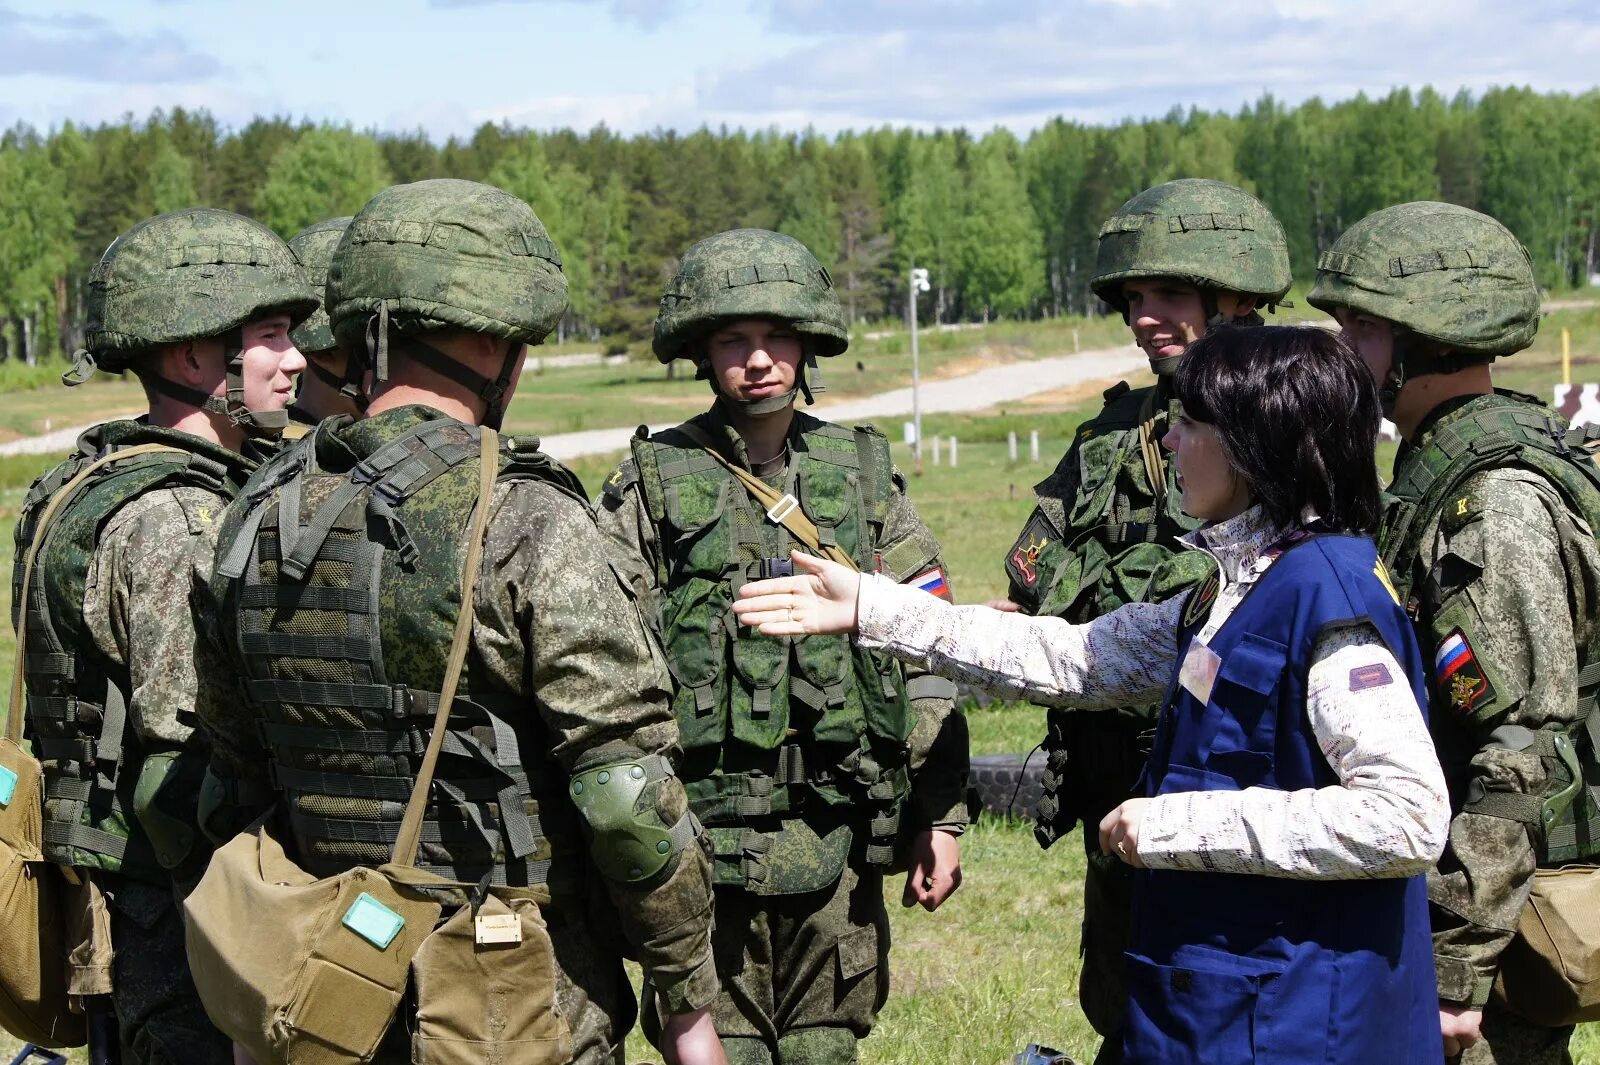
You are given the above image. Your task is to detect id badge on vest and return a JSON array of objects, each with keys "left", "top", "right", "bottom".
[{"left": 1179, "top": 640, "right": 1222, "bottom": 704}]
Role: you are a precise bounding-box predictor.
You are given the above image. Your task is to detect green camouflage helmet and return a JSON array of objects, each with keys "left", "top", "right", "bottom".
[
  {"left": 287, "top": 216, "right": 353, "bottom": 355},
  {"left": 1307, "top": 201, "right": 1539, "bottom": 358},
  {"left": 1091, "top": 179, "right": 1293, "bottom": 315},
  {"left": 73, "top": 208, "right": 317, "bottom": 437},
  {"left": 328, "top": 179, "right": 567, "bottom": 429},
  {"left": 80, "top": 208, "right": 316, "bottom": 373},
  {"left": 653, "top": 228, "right": 847, "bottom": 365}
]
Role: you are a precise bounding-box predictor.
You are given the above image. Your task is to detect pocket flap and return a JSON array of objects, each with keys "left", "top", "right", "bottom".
[
  {"left": 836, "top": 924, "right": 881, "bottom": 982},
  {"left": 1217, "top": 634, "right": 1288, "bottom": 696}
]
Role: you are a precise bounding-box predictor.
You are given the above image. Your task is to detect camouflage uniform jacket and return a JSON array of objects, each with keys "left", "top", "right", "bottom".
[
  {"left": 1383, "top": 393, "right": 1600, "bottom": 1008},
  {"left": 13, "top": 418, "right": 251, "bottom": 883},
  {"left": 1001, "top": 376, "right": 1212, "bottom": 843},
  {"left": 595, "top": 406, "right": 970, "bottom": 858},
  {"left": 196, "top": 404, "right": 717, "bottom": 1014}
]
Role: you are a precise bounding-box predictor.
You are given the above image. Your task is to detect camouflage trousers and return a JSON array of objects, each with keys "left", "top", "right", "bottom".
[
  {"left": 1080, "top": 849, "right": 1134, "bottom": 1065},
  {"left": 648, "top": 862, "right": 889, "bottom": 1065},
  {"left": 104, "top": 878, "right": 231, "bottom": 1065},
  {"left": 1457, "top": 1001, "right": 1572, "bottom": 1065}
]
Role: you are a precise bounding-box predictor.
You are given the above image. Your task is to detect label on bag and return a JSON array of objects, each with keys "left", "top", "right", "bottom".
[
  {"left": 0, "top": 764, "right": 17, "bottom": 807},
  {"left": 342, "top": 891, "right": 405, "bottom": 950},
  {"left": 475, "top": 912, "right": 523, "bottom": 945}
]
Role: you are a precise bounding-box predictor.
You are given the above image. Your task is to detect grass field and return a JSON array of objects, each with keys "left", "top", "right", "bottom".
[{"left": 4, "top": 304, "right": 1600, "bottom": 1063}]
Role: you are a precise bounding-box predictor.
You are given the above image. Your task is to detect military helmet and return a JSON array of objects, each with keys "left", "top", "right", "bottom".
[
  {"left": 73, "top": 208, "right": 317, "bottom": 438},
  {"left": 327, "top": 179, "right": 568, "bottom": 429},
  {"left": 328, "top": 178, "right": 567, "bottom": 352},
  {"left": 287, "top": 216, "right": 353, "bottom": 355},
  {"left": 1307, "top": 201, "right": 1539, "bottom": 358},
  {"left": 80, "top": 208, "right": 316, "bottom": 374},
  {"left": 1090, "top": 179, "right": 1293, "bottom": 315},
  {"left": 653, "top": 228, "right": 847, "bottom": 365}
]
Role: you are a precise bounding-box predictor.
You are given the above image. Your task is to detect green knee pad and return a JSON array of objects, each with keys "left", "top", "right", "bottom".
[
  {"left": 724, "top": 1035, "right": 776, "bottom": 1065},
  {"left": 777, "top": 1027, "right": 858, "bottom": 1065}
]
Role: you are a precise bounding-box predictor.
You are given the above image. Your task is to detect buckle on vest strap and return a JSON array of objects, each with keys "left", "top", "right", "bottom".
[{"left": 766, "top": 493, "right": 799, "bottom": 525}]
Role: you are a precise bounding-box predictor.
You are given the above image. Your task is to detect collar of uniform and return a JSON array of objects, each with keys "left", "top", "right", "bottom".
[
  {"left": 1180, "top": 504, "right": 1286, "bottom": 585},
  {"left": 707, "top": 399, "right": 808, "bottom": 473},
  {"left": 320, "top": 403, "right": 453, "bottom": 468}
]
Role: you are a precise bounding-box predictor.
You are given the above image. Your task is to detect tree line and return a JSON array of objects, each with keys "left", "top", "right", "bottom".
[{"left": 1, "top": 86, "right": 1597, "bottom": 366}]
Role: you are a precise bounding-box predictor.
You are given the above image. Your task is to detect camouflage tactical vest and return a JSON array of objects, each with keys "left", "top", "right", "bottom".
[
  {"left": 1382, "top": 392, "right": 1600, "bottom": 864},
  {"left": 1004, "top": 380, "right": 1212, "bottom": 849},
  {"left": 211, "top": 409, "right": 587, "bottom": 886},
  {"left": 12, "top": 420, "right": 250, "bottom": 879},
  {"left": 631, "top": 412, "right": 911, "bottom": 887}
]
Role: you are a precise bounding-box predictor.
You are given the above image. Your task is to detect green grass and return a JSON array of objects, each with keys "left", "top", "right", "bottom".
[{"left": 9, "top": 307, "right": 1600, "bottom": 1063}]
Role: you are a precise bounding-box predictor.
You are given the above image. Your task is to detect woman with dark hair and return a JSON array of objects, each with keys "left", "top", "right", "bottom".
[{"left": 733, "top": 325, "right": 1450, "bottom": 1065}]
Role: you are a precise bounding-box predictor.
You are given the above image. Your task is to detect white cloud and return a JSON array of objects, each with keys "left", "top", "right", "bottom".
[{"left": 0, "top": 4, "right": 219, "bottom": 83}]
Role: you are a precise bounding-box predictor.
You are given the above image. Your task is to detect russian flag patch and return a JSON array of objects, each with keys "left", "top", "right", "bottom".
[
  {"left": 1434, "top": 628, "right": 1496, "bottom": 715},
  {"left": 911, "top": 567, "right": 953, "bottom": 602}
]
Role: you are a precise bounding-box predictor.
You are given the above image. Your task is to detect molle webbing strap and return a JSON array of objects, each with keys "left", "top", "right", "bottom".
[
  {"left": 674, "top": 422, "right": 858, "bottom": 572},
  {"left": 391, "top": 427, "right": 497, "bottom": 869},
  {"left": 7, "top": 444, "right": 189, "bottom": 746}
]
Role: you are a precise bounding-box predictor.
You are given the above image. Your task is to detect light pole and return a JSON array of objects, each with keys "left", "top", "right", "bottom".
[{"left": 909, "top": 266, "right": 930, "bottom": 472}]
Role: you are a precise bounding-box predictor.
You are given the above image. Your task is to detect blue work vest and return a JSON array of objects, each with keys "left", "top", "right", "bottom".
[{"left": 1123, "top": 534, "right": 1441, "bottom": 1065}]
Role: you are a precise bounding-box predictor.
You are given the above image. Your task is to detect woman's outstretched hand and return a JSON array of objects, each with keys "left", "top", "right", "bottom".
[{"left": 733, "top": 551, "right": 862, "bottom": 636}]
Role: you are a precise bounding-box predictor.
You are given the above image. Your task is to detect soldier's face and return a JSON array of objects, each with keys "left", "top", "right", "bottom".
[
  {"left": 1123, "top": 281, "right": 1255, "bottom": 365},
  {"left": 1331, "top": 307, "right": 1396, "bottom": 382},
  {"left": 707, "top": 319, "right": 803, "bottom": 402},
  {"left": 236, "top": 314, "right": 306, "bottom": 413},
  {"left": 1163, "top": 408, "right": 1251, "bottom": 523}
]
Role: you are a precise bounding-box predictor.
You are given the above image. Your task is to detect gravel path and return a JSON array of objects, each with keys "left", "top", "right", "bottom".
[{"left": 0, "top": 345, "right": 1143, "bottom": 461}]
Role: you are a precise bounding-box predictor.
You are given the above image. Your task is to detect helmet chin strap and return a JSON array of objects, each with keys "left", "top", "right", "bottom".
[
  {"left": 304, "top": 351, "right": 369, "bottom": 412},
  {"left": 369, "top": 310, "right": 520, "bottom": 430},
  {"left": 1377, "top": 330, "right": 1414, "bottom": 417},
  {"left": 139, "top": 329, "right": 287, "bottom": 440},
  {"left": 699, "top": 351, "right": 822, "bottom": 415}
]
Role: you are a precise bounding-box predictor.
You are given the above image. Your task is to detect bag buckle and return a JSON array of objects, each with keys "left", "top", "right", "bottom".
[{"left": 765, "top": 493, "right": 799, "bottom": 525}]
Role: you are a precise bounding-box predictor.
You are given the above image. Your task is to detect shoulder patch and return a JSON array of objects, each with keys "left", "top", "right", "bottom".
[
  {"left": 1005, "top": 511, "right": 1059, "bottom": 591},
  {"left": 1434, "top": 628, "right": 1498, "bottom": 716},
  {"left": 1348, "top": 663, "right": 1394, "bottom": 691},
  {"left": 601, "top": 459, "right": 638, "bottom": 503},
  {"left": 908, "top": 566, "right": 953, "bottom": 602},
  {"left": 1102, "top": 380, "right": 1130, "bottom": 403},
  {"left": 176, "top": 492, "right": 222, "bottom": 535},
  {"left": 1180, "top": 570, "right": 1221, "bottom": 632},
  {"left": 1441, "top": 491, "right": 1483, "bottom": 534}
]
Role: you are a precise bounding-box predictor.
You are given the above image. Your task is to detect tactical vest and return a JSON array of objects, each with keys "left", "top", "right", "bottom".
[
  {"left": 212, "top": 411, "right": 586, "bottom": 886},
  {"left": 1009, "top": 381, "right": 1210, "bottom": 849},
  {"left": 631, "top": 413, "right": 912, "bottom": 878},
  {"left": 12, "top": 420, "right": 249, "bottom": 879},
  {"left": 1381, "top": 391, "right": 1600, "bottom": 864}
]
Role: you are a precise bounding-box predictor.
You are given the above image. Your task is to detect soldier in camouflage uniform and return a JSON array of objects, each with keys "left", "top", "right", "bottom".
[
  {"left": 997, "top": 179, "right": 1292, "bottom": 1062},
  {"left": 595, "top": 228, "right": 970, "bottom": 1065},
  {"left": 11, "top": 207, "right": 316, "bottom": 1064},
  {"left": 194, "top": 179, "right": 723, "bottom": 1065},
  {"left": 1310, "top": 202, "right": 1600, "bottom": 1065},
  {"left": 284, "top": 216, "right": 365, "bottom": 435}
]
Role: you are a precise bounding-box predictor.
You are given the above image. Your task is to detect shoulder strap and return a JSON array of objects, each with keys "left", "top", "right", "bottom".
[
  {"left": 391, "top": 427, "right": 498, "bottom": 868},
  {"left": 7, "top": 443, "right": 190, "bottom": 745},
  {"left": 674, "top": 421, "right": 859, "bottom": 572},
  {"left": 1135, "top": 388, "right": 1168, "bottom": 513}
]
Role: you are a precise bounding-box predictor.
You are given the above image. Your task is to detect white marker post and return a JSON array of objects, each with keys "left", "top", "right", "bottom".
[
  {"left": 1030, "top": 429, "right": 1040, "bottom": 463},
  {"left": 949, "top": 436, "right": 959, "bottom": 468},
  {"left": 910, "top": 266, "right": 931, "bottom": 473},
  {"left": 1008, "top": 431, "right": 1018, "bottom": 462}
]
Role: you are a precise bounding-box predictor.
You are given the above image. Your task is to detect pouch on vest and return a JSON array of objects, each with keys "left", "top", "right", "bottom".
[
  {"left": 183, "top": 427, "right": 512, "bottom": 1065},
  {"left": 661, "top": 477, "right": 730, "bottom": 751},
  {"left": 0, "top": 733, "right": 85, "bottom": 1048},
  {"left": 1491, "top": 863, "right": 1600, "bottom": 1026},
  {"left": 410, "top": 891, "right": 571, "bottom": 1065}
]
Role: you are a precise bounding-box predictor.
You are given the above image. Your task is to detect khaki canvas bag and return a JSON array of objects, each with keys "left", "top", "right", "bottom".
[
  {"left": 1492, "top": 863, "right": 1600, "bottom": 1026},
  {"left": 2, "top": 443, "right": 188, "bottom": 1048},
  {"left": 185, "top": 428, "right": 570, "bottom": 1064}
]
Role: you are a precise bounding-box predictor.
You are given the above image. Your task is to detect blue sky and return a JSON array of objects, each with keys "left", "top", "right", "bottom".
[{"left": 3, "top": 0, "right": 1598, "bottom": 138}]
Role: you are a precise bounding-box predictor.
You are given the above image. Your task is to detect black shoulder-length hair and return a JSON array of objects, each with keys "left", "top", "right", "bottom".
[{"left": 1174, "top": 325, "right": 1382, "bottom": 535}]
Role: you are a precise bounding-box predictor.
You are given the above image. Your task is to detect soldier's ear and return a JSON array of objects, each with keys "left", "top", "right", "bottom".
[{"left": 1229, "top": 294, "right": 1261, "bottom": 319}]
